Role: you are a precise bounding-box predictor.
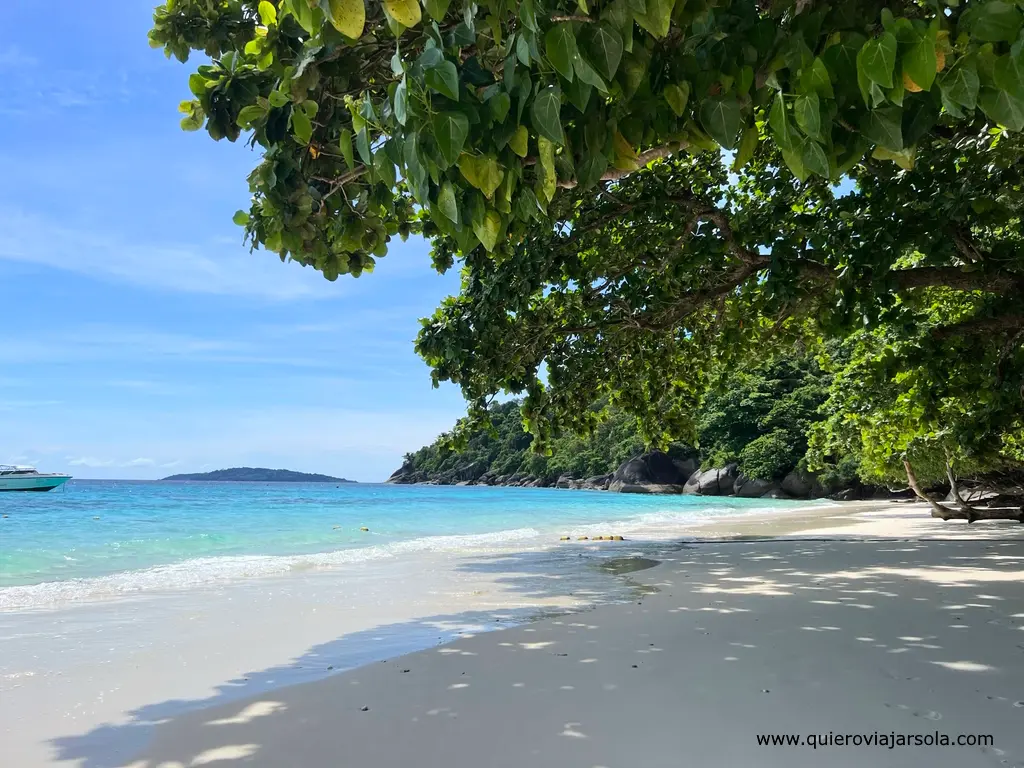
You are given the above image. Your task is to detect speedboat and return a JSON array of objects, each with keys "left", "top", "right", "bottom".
[{"left": 0, "top": 465, "right": 72, "bottom": 492}]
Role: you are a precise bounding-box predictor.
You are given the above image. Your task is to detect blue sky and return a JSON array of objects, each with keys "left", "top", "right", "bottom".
[{"left": 0, "top": 1, "right": 468, "bottom": 481}]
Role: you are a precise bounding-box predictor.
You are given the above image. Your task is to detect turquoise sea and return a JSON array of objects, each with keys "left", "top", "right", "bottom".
[{"left": 0, "top": 480, "right": 801, "bottom": 609}]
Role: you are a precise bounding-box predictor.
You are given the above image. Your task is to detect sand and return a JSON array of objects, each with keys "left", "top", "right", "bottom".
[{"left": 7, "top": 501, "right": 1024, "bottom": 767}]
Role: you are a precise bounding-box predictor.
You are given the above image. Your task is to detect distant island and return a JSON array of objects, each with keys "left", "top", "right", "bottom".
[{"left": 162, "top": 467, "right": 356, "bottom": 483}]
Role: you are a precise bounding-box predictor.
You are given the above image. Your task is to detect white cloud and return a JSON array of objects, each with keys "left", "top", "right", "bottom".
[
  {"left": 0, "top": 207, "right": 337, "bottom": 301},
  {"left": 122, "top": 458, "right": 156, "bottom": 467},
  {"left": 67, "top": 456, "right": 116, "bottom": 468},
  {"left": 160, "top": 460, "right": 182, "bottom": 469}
]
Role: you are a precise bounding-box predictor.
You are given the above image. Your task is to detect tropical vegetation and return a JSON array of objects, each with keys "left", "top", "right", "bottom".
[{"left": 151, "top": 0, "right": 1024, "bottom": 516}]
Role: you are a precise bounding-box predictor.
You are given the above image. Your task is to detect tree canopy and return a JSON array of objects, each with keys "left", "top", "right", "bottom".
[{"left": 151, "top": 0, "right": 1024, "bottom": 498}]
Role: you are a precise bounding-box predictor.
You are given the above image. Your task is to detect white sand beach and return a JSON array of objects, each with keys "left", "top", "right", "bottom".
[{"left": 3, "top": 500, "right": 1024, "bottom": 767}]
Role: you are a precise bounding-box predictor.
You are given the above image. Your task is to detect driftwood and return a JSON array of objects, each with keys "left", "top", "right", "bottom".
[{"left": 904, "top": 459, "right": 1024, "bottom": 523}]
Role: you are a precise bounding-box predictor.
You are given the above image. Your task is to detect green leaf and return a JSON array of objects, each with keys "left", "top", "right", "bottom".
[
  {"left": 902, "top": 96, "right": 939, "bottom": 146},
  {"left": 575, "top": 152, "right": 608, "bottom": 190},
  {"left": 356, "top": 127, "right": 372, "bottom": 166},
  {"left": 301, "top": 100, "right": 319, "bottom": 119},
  {"left": 627, "top": 0, "right": 646, "bottom": 14},
  {"left": 732, "top": 124, "right": 759, "bottom": 172},
  {"left": 545, "top": 23, "right": 578, "bottom": 83},
  {"left": 872, "top": 144, "right": 915, "bottom": 170},
  {"left": 979, "top": 87, "right": 1024, "bottom": 130},
  {"left": 574, "top": 54, "right": 608, "bottom": 92},
  {"left": 490, "top": 91, "right": 511, "bottom": 123},
  {"left": 269, "top": 90, "right": 290, "bottom": 108},
  {"left": 993, "top": 54, "right": 1024, "bottom": 102},
  {"left": 237, "top": 104, "right": 267, "bottom": 127},
  {"left": 326, "top": 0, "right": 365, "bottom": 38},
  {"left": 699, "top": 97, "right": 741, "bottom": 150},
  {"left": 939, "top": 59, "right": 980, "bottom": 110},
  {"left": 634, "top": 0, "right": 676, "bottom": 39},
  {"left": 425, "top": 0, "right": 451, "bottom": 21},
  {"left": 459, "top": 154, "right": 504, "bottom": 198},
  {"left": 769, "top": 93, "right": 793, "bottom": 151},
  {"left": 566, "top": 75, "right": 593, "bottom": 113},
  {"left": 232, "top": 210, "right": 250, "bottom": 226},
  {"left": 781, "top": 142, "right": 809, "bottom": 182},
  {"left": 860, "top": 106, "right": 903, "bottom": 152},
  {"left": 794, "top": 93, "right": 821, "bottom": 140},
  {"left": 258, "top": 1, "right": 277, "bottom": 25},
  {"left": 664, "top": 82, "right": 689, "bottom": 117},
  {"left": 586, "top": 24, "right": 623, "bottom": 80},
  {"left": 432, "top": 111, "right": 470, "bottom": 166},
  {"left": 519, "top": 0, "right": 538, "bottom": 33},
  {"left": 425, "top": 60, "right": 460, "bottom": 101},
  {"left": 857, "top": 32, "right": 897, "bottom": 88},
  {"left": 801, "top": 138, "right": 829, "bottom": 178},
  {"left": 902, "top": 29, "right": 938, "bottom": 93},
  {"left": 802, "top": 57, "right": 834, "bottom": 99},
  {"left": 963, "top": 1, "right": 1023, "bottom": 43},
  {"left": 383, "top": 0, "right": 421, "bottom": 27},
  {"left": 437, "top": 181, "right": 460, "bottom": 225},
  {"left": 188, "top": 73, "right": 208, "bottom": 97},
  {"left": 394, "top": 76, "right": 409, "bottom": 125},
  {"left": 339, "top": 129, "right": 354, "bottom": 169},
  {"left": 473, "top": 209, "right": 502, "bottom": 252},
  {"left": 291, "top": 109, "right": 313, "bottom": 144},
  {"left": 509, "top": 125, "right": 529, "bottom": 157},
  {"left": 531, "top": 86, "right": 564, "bottom": 144},
  {"left": 537, "top": 136, "right": 557, "bottom": 202}
]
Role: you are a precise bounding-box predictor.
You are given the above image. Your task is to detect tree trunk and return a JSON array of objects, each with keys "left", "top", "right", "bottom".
[
  {"left": 945, "top": 459, "right": 978, "bottom": 521},
  {"left": 904, "top": 459, "right": 1024, "bottom": 523},
  {"left": 904, "top": 459, "right": 956, "bottom": 520}
]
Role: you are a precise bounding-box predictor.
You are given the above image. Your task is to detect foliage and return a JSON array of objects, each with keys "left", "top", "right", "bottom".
[
  {"left": 398, "top": 399, "right": 648, "bottom": 482},
  {"left": 152, "top": 0, "right": 1024, "bottom": 275},
  {"left": 153, "top": 1, "right": 1024, "bottom": 488}
]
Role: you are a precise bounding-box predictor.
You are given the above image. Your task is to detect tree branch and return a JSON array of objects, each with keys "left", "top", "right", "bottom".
[
  {"left": 551, "top": 14, "right": 595, "bottom": 22},
  {"left": 557, "top": 145, "right": 683, "bottom": 188},
  {"left": 932, "top": 313, "right": 1024, "bottom": 339},
  {"left": 904, "top": 459, "right": 956, "bottom": 520},
  {"left": 891, "top": 266, "right": 1021, "bottom": 294}
]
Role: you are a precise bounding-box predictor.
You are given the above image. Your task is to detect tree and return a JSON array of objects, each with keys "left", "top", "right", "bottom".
[{"left": 151, "top": 1, "right": 1024, "bottom": 498}]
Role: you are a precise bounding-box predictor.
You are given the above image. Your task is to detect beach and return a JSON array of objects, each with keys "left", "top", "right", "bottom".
[{"left": 3, "top": 497, "right": 1024, "bottom": 766}]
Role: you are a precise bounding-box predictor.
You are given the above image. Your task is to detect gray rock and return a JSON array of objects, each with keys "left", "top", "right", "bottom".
[
  {"left": 734, "top": 474, "right": 778, "bottom": 498},
  {"left": 761, "top": 488, "right": 794, "bottom": 499},
  {"left": 682, "top": 469, "right": 702, "bottom": 495},
  {"left": 555, "top": 474, "right": 574, "bottom": 489},
  {"left": 610, "top": 450, "right": 695, "bottom": 488},
  {"left": 582, "top": 474, "right": 611, "bottom": 490},
  {"left": 780, "top": 469, "right": 825, "bottom": 498}
]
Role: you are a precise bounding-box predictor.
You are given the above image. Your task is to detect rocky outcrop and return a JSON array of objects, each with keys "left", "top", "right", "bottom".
[
  {"left": 733, "top": 473, "right": 779, "bottom": 498},
  {"left": 390, "top": 453, "right": 870, "bottom": 500},
  {"left": 607, "top": 451, "right": 698, "bottom": 493},
  {"left": 683, "top": 464, "right": 740, "bottom": 496}
]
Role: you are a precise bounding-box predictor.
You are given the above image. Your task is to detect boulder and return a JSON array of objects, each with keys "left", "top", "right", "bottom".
[
  {"left": 610, "top": 450, "right": 696, "bottom": 489},
  {"left": 761, "top": 488, "right": 794, "bottom": 499},
  {"left": 780, "top": 469, "right": 825, "bottom": 498},
  {"left": 582, "top": 474, "right": 611, "bottom": 491},
  {"left": 683, "top": 465, "right": 740, "bottom": 495},
  {"left": 734, "top": 473, "right": 778, "bottom": 498},
  {"left": 555, "top": 474, "right": 574, "bottom": 489}
]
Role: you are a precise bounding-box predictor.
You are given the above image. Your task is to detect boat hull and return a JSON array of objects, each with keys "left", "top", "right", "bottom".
[{"left": 0, "top": 475, "right": 71, "bottom": 492}]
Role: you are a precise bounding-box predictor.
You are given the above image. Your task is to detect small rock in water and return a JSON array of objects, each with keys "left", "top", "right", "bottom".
[
  {"left": 631, "top": 664, "right": 638, "bottom": 669},
  {"left": 762, "top": 689, "right": 770, "bottom": 693},
  {"left": 93, "top": 516, "right": 100, "bottom": 520},
  {"left": 327, "top": 666, "right": 334, "bottom": 670},
  {"left": 401, "top": 669, "right": 410, "bottom": 673},
  {"left": 360, "top": 526, "right": 370, "bottom": 532},
  {"left": 360, "top": 706, "right": 369, "bottom": 712}
]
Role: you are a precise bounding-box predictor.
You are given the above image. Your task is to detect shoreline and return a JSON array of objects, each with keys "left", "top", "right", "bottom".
[
  {"left": 126, "top": 512, "right": 1024, "bottom": 767},
  {"left": 4, "top": 500, "right": 1023, "bottom": 766}
]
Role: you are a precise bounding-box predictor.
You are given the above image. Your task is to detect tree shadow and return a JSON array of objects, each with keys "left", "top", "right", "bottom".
[
  {"left": 49, "top": 537, "right": 1024, "bottom": 768},
  {"left": 47, "top": 546, "right": 671, "bottom": 768}
]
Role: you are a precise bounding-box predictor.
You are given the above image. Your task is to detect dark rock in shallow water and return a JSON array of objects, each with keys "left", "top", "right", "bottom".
[
  {"left": 734, "top": 474, "right": 779, "bottom": 498},
  {"left": 555, "top": 474, "right": 574, "bottom": 489},
  {"left": 761, "top": 488, "right": 794, "bottom": 499},
  {"left": 780, "top": 469, "right": 826, "bottom": 498}
]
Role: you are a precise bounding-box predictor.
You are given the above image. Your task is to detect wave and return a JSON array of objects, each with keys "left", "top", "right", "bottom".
[{"left": 0, "top": 527, "right": 543, "bottom": 612}]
